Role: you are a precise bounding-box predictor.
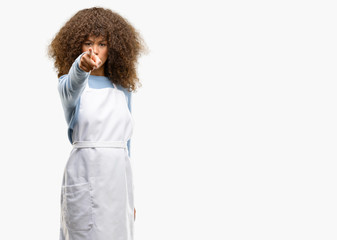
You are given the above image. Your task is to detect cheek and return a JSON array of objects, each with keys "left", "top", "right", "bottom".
[{"left": 102, "top": 49, "right": 109, "bottom": 60}]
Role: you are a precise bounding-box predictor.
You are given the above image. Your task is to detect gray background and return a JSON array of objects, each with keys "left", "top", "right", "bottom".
[{"left": 0, "top": 0, "right": 336, "bottom": 239}]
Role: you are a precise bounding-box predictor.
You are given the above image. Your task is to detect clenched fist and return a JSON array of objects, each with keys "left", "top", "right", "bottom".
[{"left": 79, "top": 47, "right": 103, "bottom": 72}]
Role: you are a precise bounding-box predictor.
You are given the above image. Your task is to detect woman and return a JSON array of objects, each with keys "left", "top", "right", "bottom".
[{"left": 47, "top": 6, "right": 148, "bottom": 240}]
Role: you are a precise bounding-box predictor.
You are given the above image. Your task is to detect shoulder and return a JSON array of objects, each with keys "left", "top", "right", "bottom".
[
  {"left": 58, "top": 74, "right": 68, "bottom": 82},
  {"left": 116, "top": 84, "right": 132, "bottom": 97}
]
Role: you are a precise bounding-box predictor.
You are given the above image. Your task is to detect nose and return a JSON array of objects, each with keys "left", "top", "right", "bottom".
[{"left": 93, "top": 44, "right": 99, "bottom": 55}]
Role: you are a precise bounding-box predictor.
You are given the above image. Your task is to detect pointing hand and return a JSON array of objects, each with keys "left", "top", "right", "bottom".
[{"left": 79, "top": 47, "right": 103, "bottom": 72}]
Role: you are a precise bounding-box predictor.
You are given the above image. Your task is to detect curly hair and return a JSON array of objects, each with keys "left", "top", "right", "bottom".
[{"left": 47, "top": 7, "right": 148, "bottom": 92}]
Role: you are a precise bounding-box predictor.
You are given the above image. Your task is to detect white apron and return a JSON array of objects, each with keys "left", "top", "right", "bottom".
[{"left": 59, "top": 77, "right": 135, "bottom": 240}]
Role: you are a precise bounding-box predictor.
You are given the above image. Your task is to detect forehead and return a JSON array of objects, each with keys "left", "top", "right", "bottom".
[{"left": 86, "top": 35, "right": 107, "bottom": 41}]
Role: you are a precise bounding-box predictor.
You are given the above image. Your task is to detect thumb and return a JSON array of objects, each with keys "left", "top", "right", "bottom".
[{"left": 92, "top": 54, "right": 102, "bottom": 68}]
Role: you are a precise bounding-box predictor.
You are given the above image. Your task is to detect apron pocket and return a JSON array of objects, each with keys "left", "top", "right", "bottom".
[{"left": 61, "top": 182, "right": 94, "bottom": 231}]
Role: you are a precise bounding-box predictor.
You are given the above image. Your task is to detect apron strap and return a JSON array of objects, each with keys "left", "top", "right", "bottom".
[{"left": 86, "top": 77, "right": 90, "bottom": 88}]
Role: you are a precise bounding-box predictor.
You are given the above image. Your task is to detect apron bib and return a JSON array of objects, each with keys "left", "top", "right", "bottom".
[{"left": 60, "top": 76, "right": 135, "bottom": 240}]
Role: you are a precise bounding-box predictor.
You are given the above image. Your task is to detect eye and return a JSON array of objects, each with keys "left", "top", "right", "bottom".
[
  {"left": 100, "top": 43, "right": 107, "bottom": 46},
  {"left": 84, "top": 42, "right": 92, "bottom": 46}
]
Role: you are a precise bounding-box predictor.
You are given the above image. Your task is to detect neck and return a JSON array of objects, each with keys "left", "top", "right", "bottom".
[{"left": 90, "top": 67, "right": 105, "bottom": 76}]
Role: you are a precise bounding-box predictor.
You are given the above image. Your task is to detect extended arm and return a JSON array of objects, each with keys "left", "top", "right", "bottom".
[{"left": 58, "top": 52, "right": 90, "bottom": 124}]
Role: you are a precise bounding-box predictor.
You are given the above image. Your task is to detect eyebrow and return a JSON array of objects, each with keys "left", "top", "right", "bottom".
[{"left": 85, "top": 39, "right": 107, "bottom": 42}]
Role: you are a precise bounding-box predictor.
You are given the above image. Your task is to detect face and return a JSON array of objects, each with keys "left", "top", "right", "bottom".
[{"left": 81, "top": 35, "right": 108, "bottom": 69}]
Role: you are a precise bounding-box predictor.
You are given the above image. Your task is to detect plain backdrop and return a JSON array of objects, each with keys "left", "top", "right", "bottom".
[{"left": 0, "top": 0, "right": 336, "bottom": 239}]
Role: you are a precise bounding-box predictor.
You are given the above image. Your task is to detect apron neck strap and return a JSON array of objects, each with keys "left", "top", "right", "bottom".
[{"left": 85, "top": 77, "right": 90, "bottom": 89}]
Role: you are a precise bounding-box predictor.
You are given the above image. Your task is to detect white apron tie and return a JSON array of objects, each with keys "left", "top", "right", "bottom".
[{"left": 72, "top": 140, "right": 127, "bottom": 149}]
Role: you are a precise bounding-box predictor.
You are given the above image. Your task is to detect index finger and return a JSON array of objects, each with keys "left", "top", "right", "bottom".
[{"left": 87, "top": 48, "right": 93, "bottom": 58}]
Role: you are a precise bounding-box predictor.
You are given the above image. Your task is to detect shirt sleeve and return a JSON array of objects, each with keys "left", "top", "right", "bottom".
[{"left": 58, "top": 52, "right": 90, "bottom": 124}]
